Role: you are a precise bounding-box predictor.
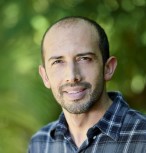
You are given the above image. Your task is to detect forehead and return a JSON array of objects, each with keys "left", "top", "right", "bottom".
[
  {"left": 43, "top": 20, "right": 100, "bottom": 56},
  {"left": 48, "top": 19, "right": 98, "bottom": 36}
]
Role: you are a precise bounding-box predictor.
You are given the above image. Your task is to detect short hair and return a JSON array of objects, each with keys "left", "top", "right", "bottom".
[{"left": 41, "top": 16, "right": 109, "bottom": 66}]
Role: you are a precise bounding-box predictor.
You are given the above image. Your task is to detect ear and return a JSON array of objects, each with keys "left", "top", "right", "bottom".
[
  {"left": 104, "top": 56, "right": 117, "bottom": 81},
  {"left": 39, "top": 65, "right": 51, "bottom": 88}
]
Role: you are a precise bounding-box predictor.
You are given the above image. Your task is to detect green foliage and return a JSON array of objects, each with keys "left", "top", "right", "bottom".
[{"left": 0, "top": 0, "right": 146, "bottom": 152}]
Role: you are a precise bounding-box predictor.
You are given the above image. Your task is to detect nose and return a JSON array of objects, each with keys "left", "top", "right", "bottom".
[{"left": 65, "top": 62, "right": 82, "bottom": 83}]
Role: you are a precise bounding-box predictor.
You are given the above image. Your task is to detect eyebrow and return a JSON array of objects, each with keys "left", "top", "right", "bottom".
[
  {"left": 48, "top": 52, "right": 97, "bottom": 62},
  {"left": 48, "top": 56, "right": 63, "bottom": 62},
  {"left": 76, "top": 52, "right": 97, "bottom": 57}
]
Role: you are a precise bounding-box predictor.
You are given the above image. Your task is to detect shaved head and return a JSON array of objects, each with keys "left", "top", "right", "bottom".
[{"left": 41, "top": 16, "right": 109, "bottom": 66}]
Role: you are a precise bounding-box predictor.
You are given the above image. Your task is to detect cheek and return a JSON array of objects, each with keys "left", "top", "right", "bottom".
[
  {"left": 83, "top": 66, "right": 104, "bottom": 89},
  {"left": 47, "top": 68, "right": 64, "bottom": 88},
  {"left": 82, "top": 65, "right": 102, "bottom": 79}
]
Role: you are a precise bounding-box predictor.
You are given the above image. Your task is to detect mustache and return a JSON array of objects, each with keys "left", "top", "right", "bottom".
[{"left": 59, "top": 82, "right": 91, "bottom": 93}]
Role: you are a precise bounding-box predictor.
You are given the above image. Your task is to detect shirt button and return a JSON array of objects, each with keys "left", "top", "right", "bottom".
[{"left": 93, "top": 136, "right": 96, "bottom": 139}]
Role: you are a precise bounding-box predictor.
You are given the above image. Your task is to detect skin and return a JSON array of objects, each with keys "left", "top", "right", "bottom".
[{"left": 39, "top": 20, "right": 117, "bottom": 147}]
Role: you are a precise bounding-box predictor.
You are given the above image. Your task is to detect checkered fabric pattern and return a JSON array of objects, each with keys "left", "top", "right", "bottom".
[{"left": 28, "top": 92, "right": 146, "bottom": 153}]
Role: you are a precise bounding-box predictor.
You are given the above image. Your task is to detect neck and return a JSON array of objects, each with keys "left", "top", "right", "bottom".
[{"left": 63, "top": 92, "right": 112, "bottom": 148}]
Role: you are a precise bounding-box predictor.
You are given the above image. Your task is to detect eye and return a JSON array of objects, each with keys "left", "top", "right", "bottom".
[
  {"left": 52, "top": 60, "right": 64, "bottom": 65},
  {"left": 77, "top": 56, "right": 92, "bottom": 62}
]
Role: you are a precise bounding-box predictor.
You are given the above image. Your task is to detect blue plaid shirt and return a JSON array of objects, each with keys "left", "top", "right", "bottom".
[{"left": 28, "top": 92, "right": 146, "bottom": 153}]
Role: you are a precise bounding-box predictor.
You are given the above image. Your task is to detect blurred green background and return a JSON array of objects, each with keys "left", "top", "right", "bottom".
[{"left": 0, "top": 0, "right": 146, "bottom": 152}]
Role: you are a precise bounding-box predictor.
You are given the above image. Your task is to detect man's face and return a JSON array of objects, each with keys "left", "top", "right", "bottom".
[{"left": 41, "top": 22, "right": 106, "bottom": 114}]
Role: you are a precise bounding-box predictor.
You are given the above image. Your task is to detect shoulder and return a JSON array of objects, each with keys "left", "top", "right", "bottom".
[
  {"left": 28, "top": 121, "right": 58, "bottom": 153},
  {"left": 126, "top": 108, "right": 146, "bottom": 123},
  {"left": 122, "top": 108, "right": 146, "bottom": 132},
  {"left": 30, "top": 120, "right": 58, "bottom": 143}
]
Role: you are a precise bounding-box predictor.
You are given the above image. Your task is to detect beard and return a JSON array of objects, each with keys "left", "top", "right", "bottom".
[{"left": 52, "top": 78, "right": 104, "bottom": 114}]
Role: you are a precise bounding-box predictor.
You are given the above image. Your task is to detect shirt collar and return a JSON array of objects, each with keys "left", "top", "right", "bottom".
[
  {"left": 52, "top": 113, "right": 68, "bottom": 138},
  {"left": 96, "top": 92, "right": 129, "bottom": 141},
  {"left": 51, "top": 92, "right": 129, "bottom": 141}
]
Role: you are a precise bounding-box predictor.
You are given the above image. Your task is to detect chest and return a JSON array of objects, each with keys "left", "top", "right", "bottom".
[{"left": 41, "top": 134, "right": 146, "bottom": 153}]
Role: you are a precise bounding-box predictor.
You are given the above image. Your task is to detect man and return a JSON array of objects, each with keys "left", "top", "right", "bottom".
[{"left": 28, "top": 16, "right": 146, "bottom": 153}]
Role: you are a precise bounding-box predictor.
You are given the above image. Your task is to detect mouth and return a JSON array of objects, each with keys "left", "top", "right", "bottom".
[{"left": 63, "top": 87, "right": 87, "bottom": 101}]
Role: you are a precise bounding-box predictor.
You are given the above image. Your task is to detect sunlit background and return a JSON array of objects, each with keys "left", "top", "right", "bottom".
[{"left": 0, "top": 0, "right": 146, "bottom": 152}]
